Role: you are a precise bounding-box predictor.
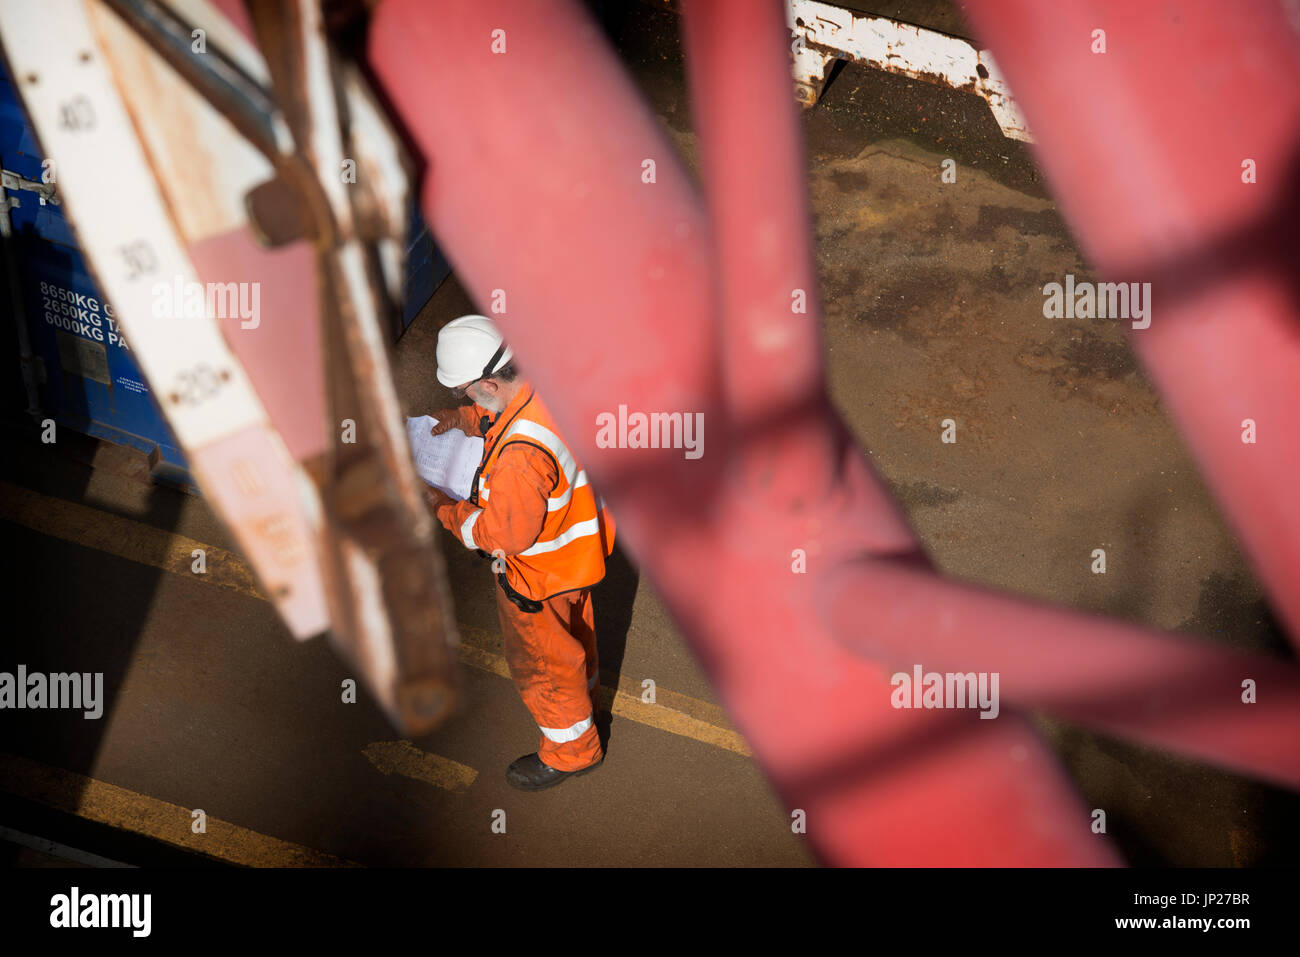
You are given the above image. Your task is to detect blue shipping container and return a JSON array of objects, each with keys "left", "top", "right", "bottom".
[{"left": 1, "top": 60, "right": 449, "bottom": 486}]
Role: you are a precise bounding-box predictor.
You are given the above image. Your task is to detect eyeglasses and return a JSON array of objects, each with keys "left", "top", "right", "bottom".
[{"left": 451, "top": 378, "right": 481, "bottom": 399}]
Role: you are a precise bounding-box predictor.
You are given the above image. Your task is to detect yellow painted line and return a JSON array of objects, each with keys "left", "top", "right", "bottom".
[
  {"left": 0, "top": 751, "right": 357, "bottom": 867},
  {"left": 362, "top": 740, "right": 478, "bottom": 792},
  {"left": 602, "top": 686, "right": 750, "bottom": 757},
  {"left": 0, "top": 480, "right": 752, "bottom": 757},
  {"left": 456, "top": 623, "right": 750, "bottom": 756},
  {"left": 0, "top": 480, "right": 262, "bottom": 598}
]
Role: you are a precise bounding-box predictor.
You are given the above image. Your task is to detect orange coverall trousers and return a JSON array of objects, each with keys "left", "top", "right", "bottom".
[{"left": 495, "top": 585, "right": 603, "bottom": 772}]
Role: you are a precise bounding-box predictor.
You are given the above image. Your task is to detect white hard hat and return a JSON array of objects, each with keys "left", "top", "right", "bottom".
[{"left": 435, "top": 314, "right": 514, "bottom": 388}]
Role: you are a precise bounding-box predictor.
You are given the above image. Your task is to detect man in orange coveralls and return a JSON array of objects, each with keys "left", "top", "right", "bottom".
[{"left": 424, "top": 315, "right": 615, "bottom": 791}]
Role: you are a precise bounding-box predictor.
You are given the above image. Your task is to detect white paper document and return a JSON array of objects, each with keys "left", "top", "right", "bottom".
[{"left": 405, "top": 415, "right": 485, "bottom": 501}]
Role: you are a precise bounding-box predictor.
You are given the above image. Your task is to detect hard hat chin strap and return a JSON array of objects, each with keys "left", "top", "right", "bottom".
[{"left": 481, "top": 343, "right": 507, "bottom": 379}]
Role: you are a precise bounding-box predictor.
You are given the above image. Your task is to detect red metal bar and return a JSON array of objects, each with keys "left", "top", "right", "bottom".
[
  {"left": 821, "top": 559, "right": 1300, "bottom": 790},
  {"left": 680, "top": 0, "right": 834, "bottom": 492},
  {"left": 677, "top": 0, "right": 1300, "bottom": 825},
  {"left": 368, "top": 0, "right": 1117, "bottom": 866},
  {"left": 958, "top": 0, "right": 1300, "bottom": 650}
]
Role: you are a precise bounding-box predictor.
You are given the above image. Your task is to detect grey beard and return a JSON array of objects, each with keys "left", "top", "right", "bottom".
[{"left": 472, "top": 388, "right": 505, "bottom": 415}]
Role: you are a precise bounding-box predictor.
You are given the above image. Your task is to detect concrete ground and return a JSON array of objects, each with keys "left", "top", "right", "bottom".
[{"left": 2, "top": 3, "right": 1296, "bottom": 867}]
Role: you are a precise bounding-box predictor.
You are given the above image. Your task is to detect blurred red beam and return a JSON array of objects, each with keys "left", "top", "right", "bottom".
[
  {"left": 678, "top": 0, "right": 1298, "bottom": 814},
  {"left": 368, "top": 0, "right": 1116, "bottom": 865},
  {"left": 959, "top": 0, "right": 1300, "bottom": 650},
  {"left": 822, "top": 559, "right": 1300, "bottom": 790}
]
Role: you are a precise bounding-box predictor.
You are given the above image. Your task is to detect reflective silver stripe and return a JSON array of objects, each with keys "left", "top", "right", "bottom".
[
  {"left": 499, "top": 418, "right": 582, "bottom": 509},
  {"left": 539, "top": 714, "right": 593, "bottom": 743},
  {"left": 460, "top": 510, "right": 482, "bottom": 549},
  {"left": 546, "top": 470, "right": 588, "bottom": 512},
  {"left": 587, "top": 672, "right": 599, "bottom": 690},
  {"left": 504, "top": 420, "right": 576, "bottom": 480},
  {"left": 518, "top": 517, "right": 601, "bottom": 557}
]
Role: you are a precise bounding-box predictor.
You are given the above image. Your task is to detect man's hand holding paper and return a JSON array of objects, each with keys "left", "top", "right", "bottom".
[{"left": 405, "top": 414, "right": 486, "bottom": 501}]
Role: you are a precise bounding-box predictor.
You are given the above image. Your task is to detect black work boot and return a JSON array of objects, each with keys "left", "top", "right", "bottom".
[{"left": 505, "top": 753, "right": 602, "bottom": 792}]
